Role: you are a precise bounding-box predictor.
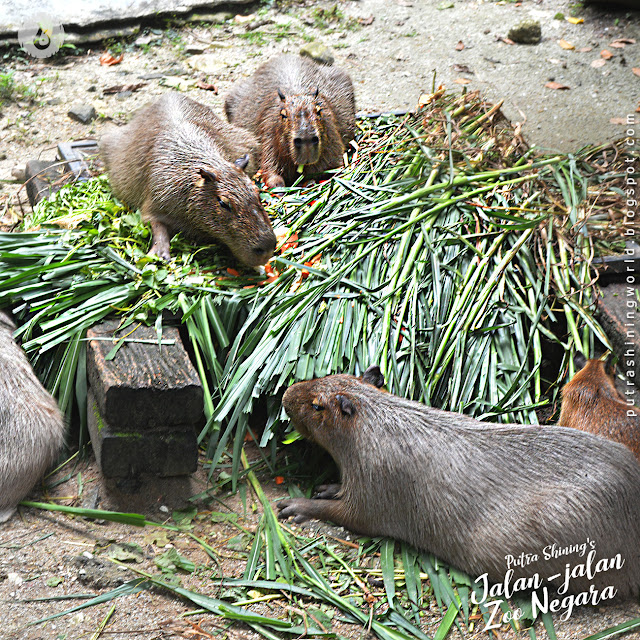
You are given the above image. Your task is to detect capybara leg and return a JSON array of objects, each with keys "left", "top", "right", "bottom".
[
  {"left": 277, "top": 497, "right": 346, "bottom": 525},
  {"left": 315, "top": 484, "right": 342, "bottom": 499},
  {"left": 148, "top": 220, "right": 172, "bottom": 261},
  {"left": 0, "top": 508, "right": 16, "bottom": 524}
]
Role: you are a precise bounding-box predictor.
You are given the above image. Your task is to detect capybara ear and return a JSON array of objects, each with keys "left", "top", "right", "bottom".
[
  {"left": 198, "top": 167, "right": 219, "bottom": 183},
  {"left": 277, "top": 88, "right": 286, "bottom": 101},
  {"left": 573, "top": 352, "right": 588, "bottom": 371},
  {"left": 336, "top": 394, "right": 355, "bottom": 417},
  {"left": 362, "top": 365, "right": 385, "bottom": 389},
  {"left": 234, "top": 154, "right": 250, "bottom": 171},
  {"left": 603, "top": 352, "right": 617, "bottom": 376}
]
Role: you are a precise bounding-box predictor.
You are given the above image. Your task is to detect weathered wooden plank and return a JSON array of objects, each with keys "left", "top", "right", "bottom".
[
  {"left": 87, "top": 320, "right": 204, "bottom": 431},
  {"left": 87, "top": 389, "right": 198, "bottom": 478}
]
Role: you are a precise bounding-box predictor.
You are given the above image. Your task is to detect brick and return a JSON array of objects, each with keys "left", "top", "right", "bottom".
[
  {"left": 87, "top": 320, "right": 204, "bottom": 431},
  {"left": 87, "top": 389, "right": 198, "bottom": 478}
]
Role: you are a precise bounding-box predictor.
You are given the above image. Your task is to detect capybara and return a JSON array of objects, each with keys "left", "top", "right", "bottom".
[
  {"left": 278, "top": 367, "right": 640, "bottom": 598},
  {"left": 100, "top": 93, "right": 276, "bottom": 266},
  {"left": 0, "top": 311, "right": 65, "bottom": 523},
  {"left": 559, "top": 353, "right": 640, "bottom": 460},
  {"left": 224, "top": 54, "right": 356, "bottom": 188}
]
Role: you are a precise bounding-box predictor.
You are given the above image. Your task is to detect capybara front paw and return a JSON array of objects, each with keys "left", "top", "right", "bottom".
[
  {"left": 148, "top": 242, "right": 171, "bottom": 261},
  {"left": 277, "top": 498, "right": 313, "bottom": 524},
  {"left": 315, "top": 484, "right": 341, "bottom": 499}
]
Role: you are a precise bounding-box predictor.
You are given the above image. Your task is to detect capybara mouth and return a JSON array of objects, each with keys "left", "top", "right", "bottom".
[
  {"left": 292, "top": 144, "right": 321, "bottom": 167},
  {"left": 282, "top": 386, "right": 296, "bottom": 416},
  {"left": 282, "top": 385, "right": 306, "bottom": 429}
]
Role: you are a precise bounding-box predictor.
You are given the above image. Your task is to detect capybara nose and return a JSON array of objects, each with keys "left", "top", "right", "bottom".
[
  {"left": 294, "top": 136, "right": 320, "bottom": 148},
  {"left": 253, "top": 236, "right": 277, "bottom": 260}
]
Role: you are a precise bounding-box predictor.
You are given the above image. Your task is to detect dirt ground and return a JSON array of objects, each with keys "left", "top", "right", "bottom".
[{"left": 1, "top": 0, "right": 640, "bottom": 638}]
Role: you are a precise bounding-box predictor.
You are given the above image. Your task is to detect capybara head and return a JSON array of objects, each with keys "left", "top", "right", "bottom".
[
  {"left": 277, "top": 89, "right": 324, "bottom": 168},
  {"left": 563, "top": 353, "right": 620, "bottom": 405},
  {"left": 193, "top": 163, "right": 276, "bottom": 267},
  {"left": 282, "top": 366, "right": 385, "bottom": 445}
]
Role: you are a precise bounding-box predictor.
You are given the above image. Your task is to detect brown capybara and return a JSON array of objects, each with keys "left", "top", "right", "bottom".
[
  {"left": 224, "top": 54, "right": 355, "bottom": 188},
  {"left": 0, "top": 311, "right": 65, "bottom": 523},
  {"left": 278, "top": 367, "right": 640, "bottom": 598},
  {"left": 100, "top": 93, "right": 276, "bottom": 266},
  {"left": 559, "top": 353, "right": 640, "bottom": 460}
]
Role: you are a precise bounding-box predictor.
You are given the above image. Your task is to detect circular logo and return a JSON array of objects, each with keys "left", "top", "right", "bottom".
[{"left": 18, "top": 13, "right": 65, "bottom": 59}]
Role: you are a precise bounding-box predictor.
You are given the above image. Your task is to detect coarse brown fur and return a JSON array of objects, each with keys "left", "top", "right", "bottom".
[
  {"left": 0, "top": 311, "right": 65, "bottom": 523},
  {"left": 559, "top": 354, "right": 640, "bottom": 460},
  {"left": 224, "top": 54, "right": 355, "bottom": 188},
  {"left": 279, "top": 368, "right": 640, "bottom": 598},
  {"left": 100, "top": 93, "right": 276, "bottom": 266}
]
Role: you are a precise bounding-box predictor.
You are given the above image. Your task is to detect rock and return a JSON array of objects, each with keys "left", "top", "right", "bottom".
[
  {"left": 160, "top": 77, "right": 196, "bottom": 90},
  {"left": 583, "top": 0, "right": 637, "bottom": 6},
  {"left": 138, "top": 72, "right": 165, "bottom": 80},
  {"left": 71, "top": 555, "right": 127, "bottom": 589},
  {"left": 0, "top": 152, "right": 7, "bottom": 160},
  {"left": 508, "top": 19, "right": 542, "bottom": 45},
  {"left": 10, "top": 164, "right": 26, "bottom": 182},
  {"left": 185, "top": 44, "right": 208, "bottom": 55},
  {"left": 234, "top": 13, "right": 255, "bottom": 24},
  {"left": 134, "top": 33, "right": 162, "bottom": 47},
  {"left": 163, "top": 65, "right": 188, "bottom": 76},
  {"left": 185, "top": 54, "right": 227, "bottom": 74},
  {"left": 116, "top": 90, "right": 133, "bottom": 100},
  {"left": 300, "top": 42, "right": 335, "bottom": 65},
  {"left": 46, "top": 97, "right": 62, "bottom": 105},
  {"left": 7, "top": 573, "right": 23, "bottom": 586},
  {"left": 68, "top": 104, "right": 97, "bottom": 124},
  {"left": 194, "top": 11, "right": 234, "bottom": 24}
]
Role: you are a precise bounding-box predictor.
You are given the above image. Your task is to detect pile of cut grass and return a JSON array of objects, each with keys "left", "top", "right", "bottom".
[
  {"left": 2, "top": 90, "right": 619, "bottom": 472},
  {"left": 1, "top": 89, "right": 636, "bottom": 639}
]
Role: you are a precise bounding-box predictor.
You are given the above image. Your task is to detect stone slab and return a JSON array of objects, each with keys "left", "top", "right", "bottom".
[
  {"left": 87, "top": 320, "right": 204, "bottom": 431},
  {"left": 25, "top": 140, "right": 98, "bottom": 207},
  {"left": 0, "top": 0, "right": 252, "bottom": 39},
  {"left": 88, "top": 389, "right": 198, "bottom": 478},
  {"left": 25, "top": 159, "right": 66, "bottom": 207}
]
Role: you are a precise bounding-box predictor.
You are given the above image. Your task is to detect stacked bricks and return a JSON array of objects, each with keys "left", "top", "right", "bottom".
[{"left": 86, "top": 320, "right": 204, "bottom": 478}]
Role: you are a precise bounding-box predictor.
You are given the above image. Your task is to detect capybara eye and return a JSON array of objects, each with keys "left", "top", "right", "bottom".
[
  {"left": 312, "top": 402, "right": 323, "bottom": 411},
  {"left": 218, "top": 197, "right": 232, "bottom": 211},
  {"left": 280, "top": 109, "right": 288, "bottom": 119}
]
